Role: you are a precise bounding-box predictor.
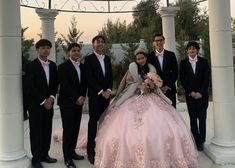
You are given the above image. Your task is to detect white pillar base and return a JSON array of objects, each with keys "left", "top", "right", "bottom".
[
  {"left": 205, "top": 144, "right": 235, "bottom": 164},
  {"left": 0, "top": 156, "right": 31, "bottom": 168}
]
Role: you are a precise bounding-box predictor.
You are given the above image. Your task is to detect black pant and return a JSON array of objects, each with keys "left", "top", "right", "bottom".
[
  {"left": 186, "top": 96, "right": 208, "bottom": 146},
  {"left": 87, "top": 96, "right": 110, "bottom": 157},
  {"left": 28, "top": 106, "right": 53, "bottom": 163},
  {"left": 60, "top": 105, "right": 82, "bottom": 161},
  {"left": 165, "top": 90, "right": 176, "bottom": 108}
]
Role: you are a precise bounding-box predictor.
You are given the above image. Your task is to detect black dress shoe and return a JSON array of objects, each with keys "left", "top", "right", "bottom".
[
  {"left": 88, "top": 155, "right": 95, "bottom": 165},
  {"left": 72, "top": 153, "right": 84, "bottom": 160},
  {"left": 32, "top": 162, "right": 43, "bottom": 168},
  {"left": 65, "top": 159, "right": 76, "bottom": 168},
  {"left": 41, "top": 156, "right": 57, "bottom": 163},
  {"left": 197, "top": 143, "right": 204, "bottom": 151}
]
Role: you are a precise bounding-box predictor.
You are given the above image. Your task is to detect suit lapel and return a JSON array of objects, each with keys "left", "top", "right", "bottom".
[
  {"left": 68, "top": 59, "right": 80, "bottom": 83},
  {"left": 186, "top": 58, "right": 195, "bottom": 77},
  {"left": 93, "top": 54, "right": 105, "bottom": 78},
  {"left": 153, "top": 52, "right": 162, "bottom": 74},
  {"left": 194, "top": 57, "right": 200, "bottom": 78},
  {"left": 36, "top": 58, "right": 48, "bottom": 87},
  {"left": 162, "top": 51, "right": 167, "bottom": 72}
]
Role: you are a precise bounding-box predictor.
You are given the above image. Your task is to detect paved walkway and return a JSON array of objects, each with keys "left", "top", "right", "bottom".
[{"left": 24, "top": 102, "right": 235, "bottom": 168}]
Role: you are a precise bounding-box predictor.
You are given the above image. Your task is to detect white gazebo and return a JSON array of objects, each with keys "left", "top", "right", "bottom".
[{"left": 0, "top": 0, "right": 234, "bottom": 167}]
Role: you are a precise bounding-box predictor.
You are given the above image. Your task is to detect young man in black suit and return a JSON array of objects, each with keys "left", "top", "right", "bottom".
[
  {"left": 148, "top": 33, "right": 178, "bottom": 108},
  {"left": 26, "top": 39, "right": 58, "bottom": 168},
  {"left": 58, "top": 43, "right": 87, "bottom": 168},
  {"left": 84, "top": 35, "right": 113, "bottom": 164},
  {"left": 180, "top": 41, "right": 210, "bottom": 151}
]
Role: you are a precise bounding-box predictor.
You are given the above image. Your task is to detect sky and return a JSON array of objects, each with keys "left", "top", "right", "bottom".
[{"left": 21, "top": 0, "right": 235, "bottom": 44}]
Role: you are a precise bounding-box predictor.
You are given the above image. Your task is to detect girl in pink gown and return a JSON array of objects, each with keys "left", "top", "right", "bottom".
[{"left": 94, "top": 48, "right": 198, "bottom": 168}]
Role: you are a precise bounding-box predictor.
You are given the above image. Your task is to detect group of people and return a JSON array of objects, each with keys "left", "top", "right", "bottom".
[{"left": 25, "top": 33, "right": 210, "bottom": 168}]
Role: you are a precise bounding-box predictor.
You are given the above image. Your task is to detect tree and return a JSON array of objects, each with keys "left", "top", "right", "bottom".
[
  {"left": 21, "top": 27, "right": 34, "bottom": 59},
  {"left": 60, "top": 16, "right": 84, "bottom": 51},
  {"left": 175, "top": 0, "right": 201, "bottom": 41},
  {"left": 99, "top": 19, "right": 134, "bottom": 43},
  {"left": 132, "top": 0, "right": 162, "bottom": 43}
]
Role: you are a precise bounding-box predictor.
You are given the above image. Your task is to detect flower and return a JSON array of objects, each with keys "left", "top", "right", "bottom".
[{"left": 147, "top": 72, "right": 163, "bottom": 87}]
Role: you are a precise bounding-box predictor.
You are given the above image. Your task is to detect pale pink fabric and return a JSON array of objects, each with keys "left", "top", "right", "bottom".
[
  {"left": 53, "top": 121, "right": 88, "bottom": 155},
  {"left": 95, "top": 93, "right": 198, "bottom": 168}
]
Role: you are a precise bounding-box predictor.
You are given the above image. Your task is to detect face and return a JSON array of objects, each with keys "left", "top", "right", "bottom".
[
  {"left": 37, "top": 46, "right": 51, "bottom": 60},
  {"left": 68, "top": 46, "right": 81, "bottom": 61},
  {"left": 153, "top": 36, "right": 164, "bottom": 52},
  {"left": 92, "top": 38, "right": 105, "bottom": 54},
  {"left": 187, "top": 46, "right": 198, "bottom": 58},
  {"left": 135, "top": 53, "right": 147, "bottom": 66}
]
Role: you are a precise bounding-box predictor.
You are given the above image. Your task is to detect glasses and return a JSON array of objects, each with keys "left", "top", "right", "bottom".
[{"left": 154, "top": 39, "right": 163, "bottom": 42}]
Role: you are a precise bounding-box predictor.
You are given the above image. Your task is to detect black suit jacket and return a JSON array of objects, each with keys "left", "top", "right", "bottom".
[
  {"left": 180, "top": 56, "right": 210, "bottom": 97},
  {"left": 84, "top": 53, "right": 113, "bottom": 98},
  {"left": 58, "top": 59, "right": 87, "bottom": 106},
  {"left": 26, "top": 58, "right": 58, "bottom": 107},
  {"left": 148, "top": 49, "right": 178, "bottom": 93}
]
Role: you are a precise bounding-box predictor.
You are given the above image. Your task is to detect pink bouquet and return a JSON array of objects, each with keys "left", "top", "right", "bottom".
[{"left": 147, "top": 72, "right": 163, "bottom": 87}]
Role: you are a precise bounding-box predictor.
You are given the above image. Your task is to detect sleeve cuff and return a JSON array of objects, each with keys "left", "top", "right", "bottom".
[
  {"left": 98, "top": 89, "right": 103, "bottom": 95},
  {"left": 40, "top": 99, "right": 46, "bottom": 105},
  {"left": 50, "top": 95, "right": 55, "bottom": 100},
  {"left": 107, "top": 89, "right": 112, "bottom": 93}
]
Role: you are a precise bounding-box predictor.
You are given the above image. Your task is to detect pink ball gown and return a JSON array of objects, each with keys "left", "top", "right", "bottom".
[{"left": 95, "top": 93, "right": 198, "bottom": 168}]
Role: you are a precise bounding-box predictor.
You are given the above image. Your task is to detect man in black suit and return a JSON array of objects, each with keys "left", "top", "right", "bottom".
[
  {"left": 58, "top": 43, "right": 87, "bottom": 168},
  {"left": 84, "top": 35, "right": 113, "bottom": 164},
  {"left": 26, "top": 39, "right": 58, "bottom": 168},
  {"left": 148, "top": 33, "right": 178, "bottom": 108},
  {"left": 180, "top": 41, "right": 210, "bottom": 151}
]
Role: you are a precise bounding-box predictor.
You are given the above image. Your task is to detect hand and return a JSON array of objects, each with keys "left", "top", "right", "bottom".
[
  {"left": 194, "top": 92, "right": 202, "bottom": 99},
  {"left": 160, "top": 86, "right": 171, "bottom": 94},
  {"left": 138, "top": 84, "right": 150, "bottom": 94},
  {"left": 147, "top": 80, "right": 156, "bottom": 90},
  {"left": 43, "top": 101, "right": 53, "bottom": 110},
  {"left": 44, "top": 97, "right": 54, "bottom": 110},
  {"left": 76, "top": 96, "right": 85, "bottom": 106},
  {"left": 190, "top": 91, "right": 196, "bottom": 98},
  {"left": 102, "top": 91, "right": 111, "bottom": 99}
]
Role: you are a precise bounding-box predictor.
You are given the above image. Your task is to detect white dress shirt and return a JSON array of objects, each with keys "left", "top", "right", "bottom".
[
  {"left": 94, "top": 51, "right": 105, "bottom": 76},
  {"left": 188, "top": 55, "right": 198, "bottom": 74},
  {"left": 155, "top": 49, "right": 164, "bottom": 70}
]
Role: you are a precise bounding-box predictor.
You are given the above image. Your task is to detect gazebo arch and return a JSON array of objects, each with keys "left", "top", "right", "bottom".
[{"left": 0, "top": 0, "right": 234, "bottom": 167}]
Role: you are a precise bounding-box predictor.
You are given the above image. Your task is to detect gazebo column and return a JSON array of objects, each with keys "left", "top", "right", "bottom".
[
  {"left": 159, "top": 7, "right": 179, "bottom": 53},
  {"left": 0, "top": 0, "right": 30, "bottom": 167},
  {"left": 36, "top": 8, "right": 58, "bottom": 62},
  {"left": 205, "top": 0, "right": 235, "bottom": 164},
  {"left": 159, "top": 6, "right": 180, "bottom": 106}
]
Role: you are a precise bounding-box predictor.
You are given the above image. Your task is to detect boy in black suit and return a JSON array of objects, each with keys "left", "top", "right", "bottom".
[
  {"left": 58, "top": 43, "right": 87, "bottom": 168},
  {"left": 148, "top": 33, "right": 178, "bottom": 108},
  {"left": 26, "top": 39, "right": 58, "bottom": 168},
  {"left": 84, "top": 35, "right": 113, "bottom": 164},
  {"left": 180, "top": 41, "right": 210, "bottom": 151}
]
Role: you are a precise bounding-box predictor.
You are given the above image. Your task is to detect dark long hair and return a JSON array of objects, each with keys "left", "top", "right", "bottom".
[{"left": 135, "top": 51, "right": 149, "bottom": 79}]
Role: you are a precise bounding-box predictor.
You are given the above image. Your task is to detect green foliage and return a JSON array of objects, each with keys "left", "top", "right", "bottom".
[
  {"left": 60, "top": 16, "right": 84, "bottom": 52},
  {"left": 175, "top": 0, "right": 201, "bottom": 40},
  {"left": 132, "top": 0, "right": 162, "bottom": 43},
  {"left": 21, "top": 27, "right": 34, "bottom": 59}
]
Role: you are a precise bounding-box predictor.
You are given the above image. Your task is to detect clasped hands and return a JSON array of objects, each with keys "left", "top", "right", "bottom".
[
  {"left": 190, "top": 91, "right": 202, "bottom": 99},
  {"left": 76, "top": 96, "right": 85, "bottom": 106},
  {"left": 43, "top": 97, "right": 54, "bottom": 110},
  {"left": 101, "top": 90, "right": 112, "bottom": 99},
  {"left": 160, "top": 86, "right": 171, "bottom": 94}
]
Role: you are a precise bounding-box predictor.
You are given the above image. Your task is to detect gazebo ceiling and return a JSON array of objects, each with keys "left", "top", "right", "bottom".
[{"left": 20, "top": 0, "right": 207, "bottom": 13}]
